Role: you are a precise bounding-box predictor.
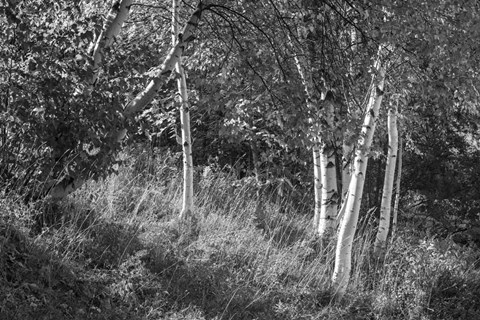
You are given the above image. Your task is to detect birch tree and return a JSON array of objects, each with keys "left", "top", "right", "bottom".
[
  {"left": 373, "top": 102, "right": 398, "bottom": 258},
  {"left": 46, "top": 0, "right": 134, "bottom": 198},
  {"left": 49, "top": 0, "right": 210, "bottom": 198},
  {"left": 313, "top": 148, "right": 322, "bottom": 230},
  {"left": 288, "top": 7, "right": 338, "bottom": 238},
  {"left": 332, "top": 47, "right": 388, "bottom": 298},
  {"left": 172, "top": 0, "right": 194, "bottom": 220}
]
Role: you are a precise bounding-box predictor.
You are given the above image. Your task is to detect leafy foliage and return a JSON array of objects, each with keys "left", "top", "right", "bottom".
[{"left": 0, "top": 0, "right": 127, "bottom": 194}]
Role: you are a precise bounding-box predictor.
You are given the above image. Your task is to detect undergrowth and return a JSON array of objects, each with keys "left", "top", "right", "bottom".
[{"left": 1, "top": 149, "right": 480, "bottom": 319}]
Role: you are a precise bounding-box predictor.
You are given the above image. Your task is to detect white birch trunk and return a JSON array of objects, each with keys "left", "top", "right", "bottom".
[
  {"left": 336, "top": 139, "right": 353, "bottom": 229},
  {"left": 332, "top": 53, "right": 387, "bottom": 298},
  {"left": 172, "top": 0, "right": 194, "bottom": 219},
  {"left": 319, "top": 142, "right": 338, "bottom": 236},
  {"left": 392, "top": 136, "right": 403, "bottom": 235},
  {"left": 319, "top": 99, "right": 338, "bottom": 236},
  {"left": 373, "top": 104, "right": 398, "bottom": 258},
  {"left": 313, "top": 146, "right": 322, "bottom": 231},
  {"left": 89, "top": 0, "right": 133, "bottom": 87}
]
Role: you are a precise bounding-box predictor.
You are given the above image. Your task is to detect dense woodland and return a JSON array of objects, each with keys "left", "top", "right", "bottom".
[{"left": 2, "top": 0, "right": 480, "bottom": 319}]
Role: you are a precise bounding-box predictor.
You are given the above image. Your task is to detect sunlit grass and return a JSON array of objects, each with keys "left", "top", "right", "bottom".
[{"left": 2, "top": 149, "right": 480, "bottom": 319}]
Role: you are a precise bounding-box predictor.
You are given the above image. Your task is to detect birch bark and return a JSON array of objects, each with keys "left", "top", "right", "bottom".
[
  {"left": 90, "top": 0, "right": 134, "bottom": 88},
  {"left": 313, "top": 147, "right": 322, "bottom": 230},
  {"left": 332, "top": 49, "right": 387, "bottom": 298},
  {"left": 172, "top": 0, "right": 194, "bottom": 220},
  {"left": 373, "top": 103, "right": 398, "bottom": 258}
]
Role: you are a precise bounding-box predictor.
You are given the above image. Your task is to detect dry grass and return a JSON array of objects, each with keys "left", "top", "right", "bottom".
[{"left": 2, "top": 150, "right": 480, "bottom": 319}]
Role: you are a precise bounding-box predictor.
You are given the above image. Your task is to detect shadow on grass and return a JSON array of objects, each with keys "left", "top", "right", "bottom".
[
  {"left": 0, "top": 220, "right": 147, "bottom": 320},
  {"left": 427, "top": 269, "right": 480, "bottom": 319},
  {"left": 143, "top": 250, "right": 333, "bottom": 320},
  {"left": 139, "top": 219, "right": 336, "bottom": 320}
]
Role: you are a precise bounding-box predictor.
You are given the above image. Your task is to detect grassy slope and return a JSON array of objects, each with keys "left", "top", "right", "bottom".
[{"left": 2, "top": 151, "right": 480, "bottom": 320}]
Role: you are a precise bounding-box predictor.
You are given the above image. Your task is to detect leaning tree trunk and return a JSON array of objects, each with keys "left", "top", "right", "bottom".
[
  {"left": 392, "top": 135, "right": 403, "bottom": 235},
  {"left": 89, "top": 0, "right": 134, "bottom": 88},
  {"left": 373, "top": 103, "right": 398, "bottom": 258},
  {"left": 332, "top": 51, "right": 387, "bottom": 299},
  {"left": 172, "top": 0, "right": 194, "bottom": 220},
  {"left": 49, "top": 0, "right": 209, "bottom": 199},
  {"left": 46, "top": 0, "right": 133, "bottom": 198}
]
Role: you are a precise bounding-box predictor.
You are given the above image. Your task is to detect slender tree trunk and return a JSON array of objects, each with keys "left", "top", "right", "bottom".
[
  {"left": 319, "top": 139, "right": 338, "bottom": 236},
  {"left": 392, "top": 135, "right": 403, "bottom": 235},
  {"left": 313, "top": 146, "right": 322, "bottom": 231},
  {"left": 172, "top": 0, "right": 194, "bottom": 220},
  {"left": 373, "top": 103, "right": 398, "bottom": 258},
  {"left": 332, "top": 50, "right": 387, "bottom": 298},
  {"left": 319, "top": 99, "right": 338, "bottom": 236}
]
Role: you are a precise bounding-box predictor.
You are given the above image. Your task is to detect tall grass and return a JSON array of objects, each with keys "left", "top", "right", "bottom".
[{"left": 2, "top": 148, "right": 480, "bottom": 319}]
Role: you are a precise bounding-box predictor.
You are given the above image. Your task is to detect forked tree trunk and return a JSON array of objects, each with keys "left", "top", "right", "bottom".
[
  {"left": 373, "top": 103, "right": 398, "bottom": 258},
  {"left": 172, "top": 0, "right": 194, "bottom": 220},
  {"left": 121, "top": 1, "right": 208, "bottom": 118},
  {"left": 49, "top": 1, "right": 209, "bottom": 199},
  {"left": 332, "top": 50, "right": 387, "bottom": 298},
  {"left": 392, "top": 135, "right": 403, "bottom": 235}
]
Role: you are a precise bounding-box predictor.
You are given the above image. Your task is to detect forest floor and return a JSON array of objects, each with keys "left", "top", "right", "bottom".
[{"left": 2, "top": 151, "right": 480, "bottom": 320}]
